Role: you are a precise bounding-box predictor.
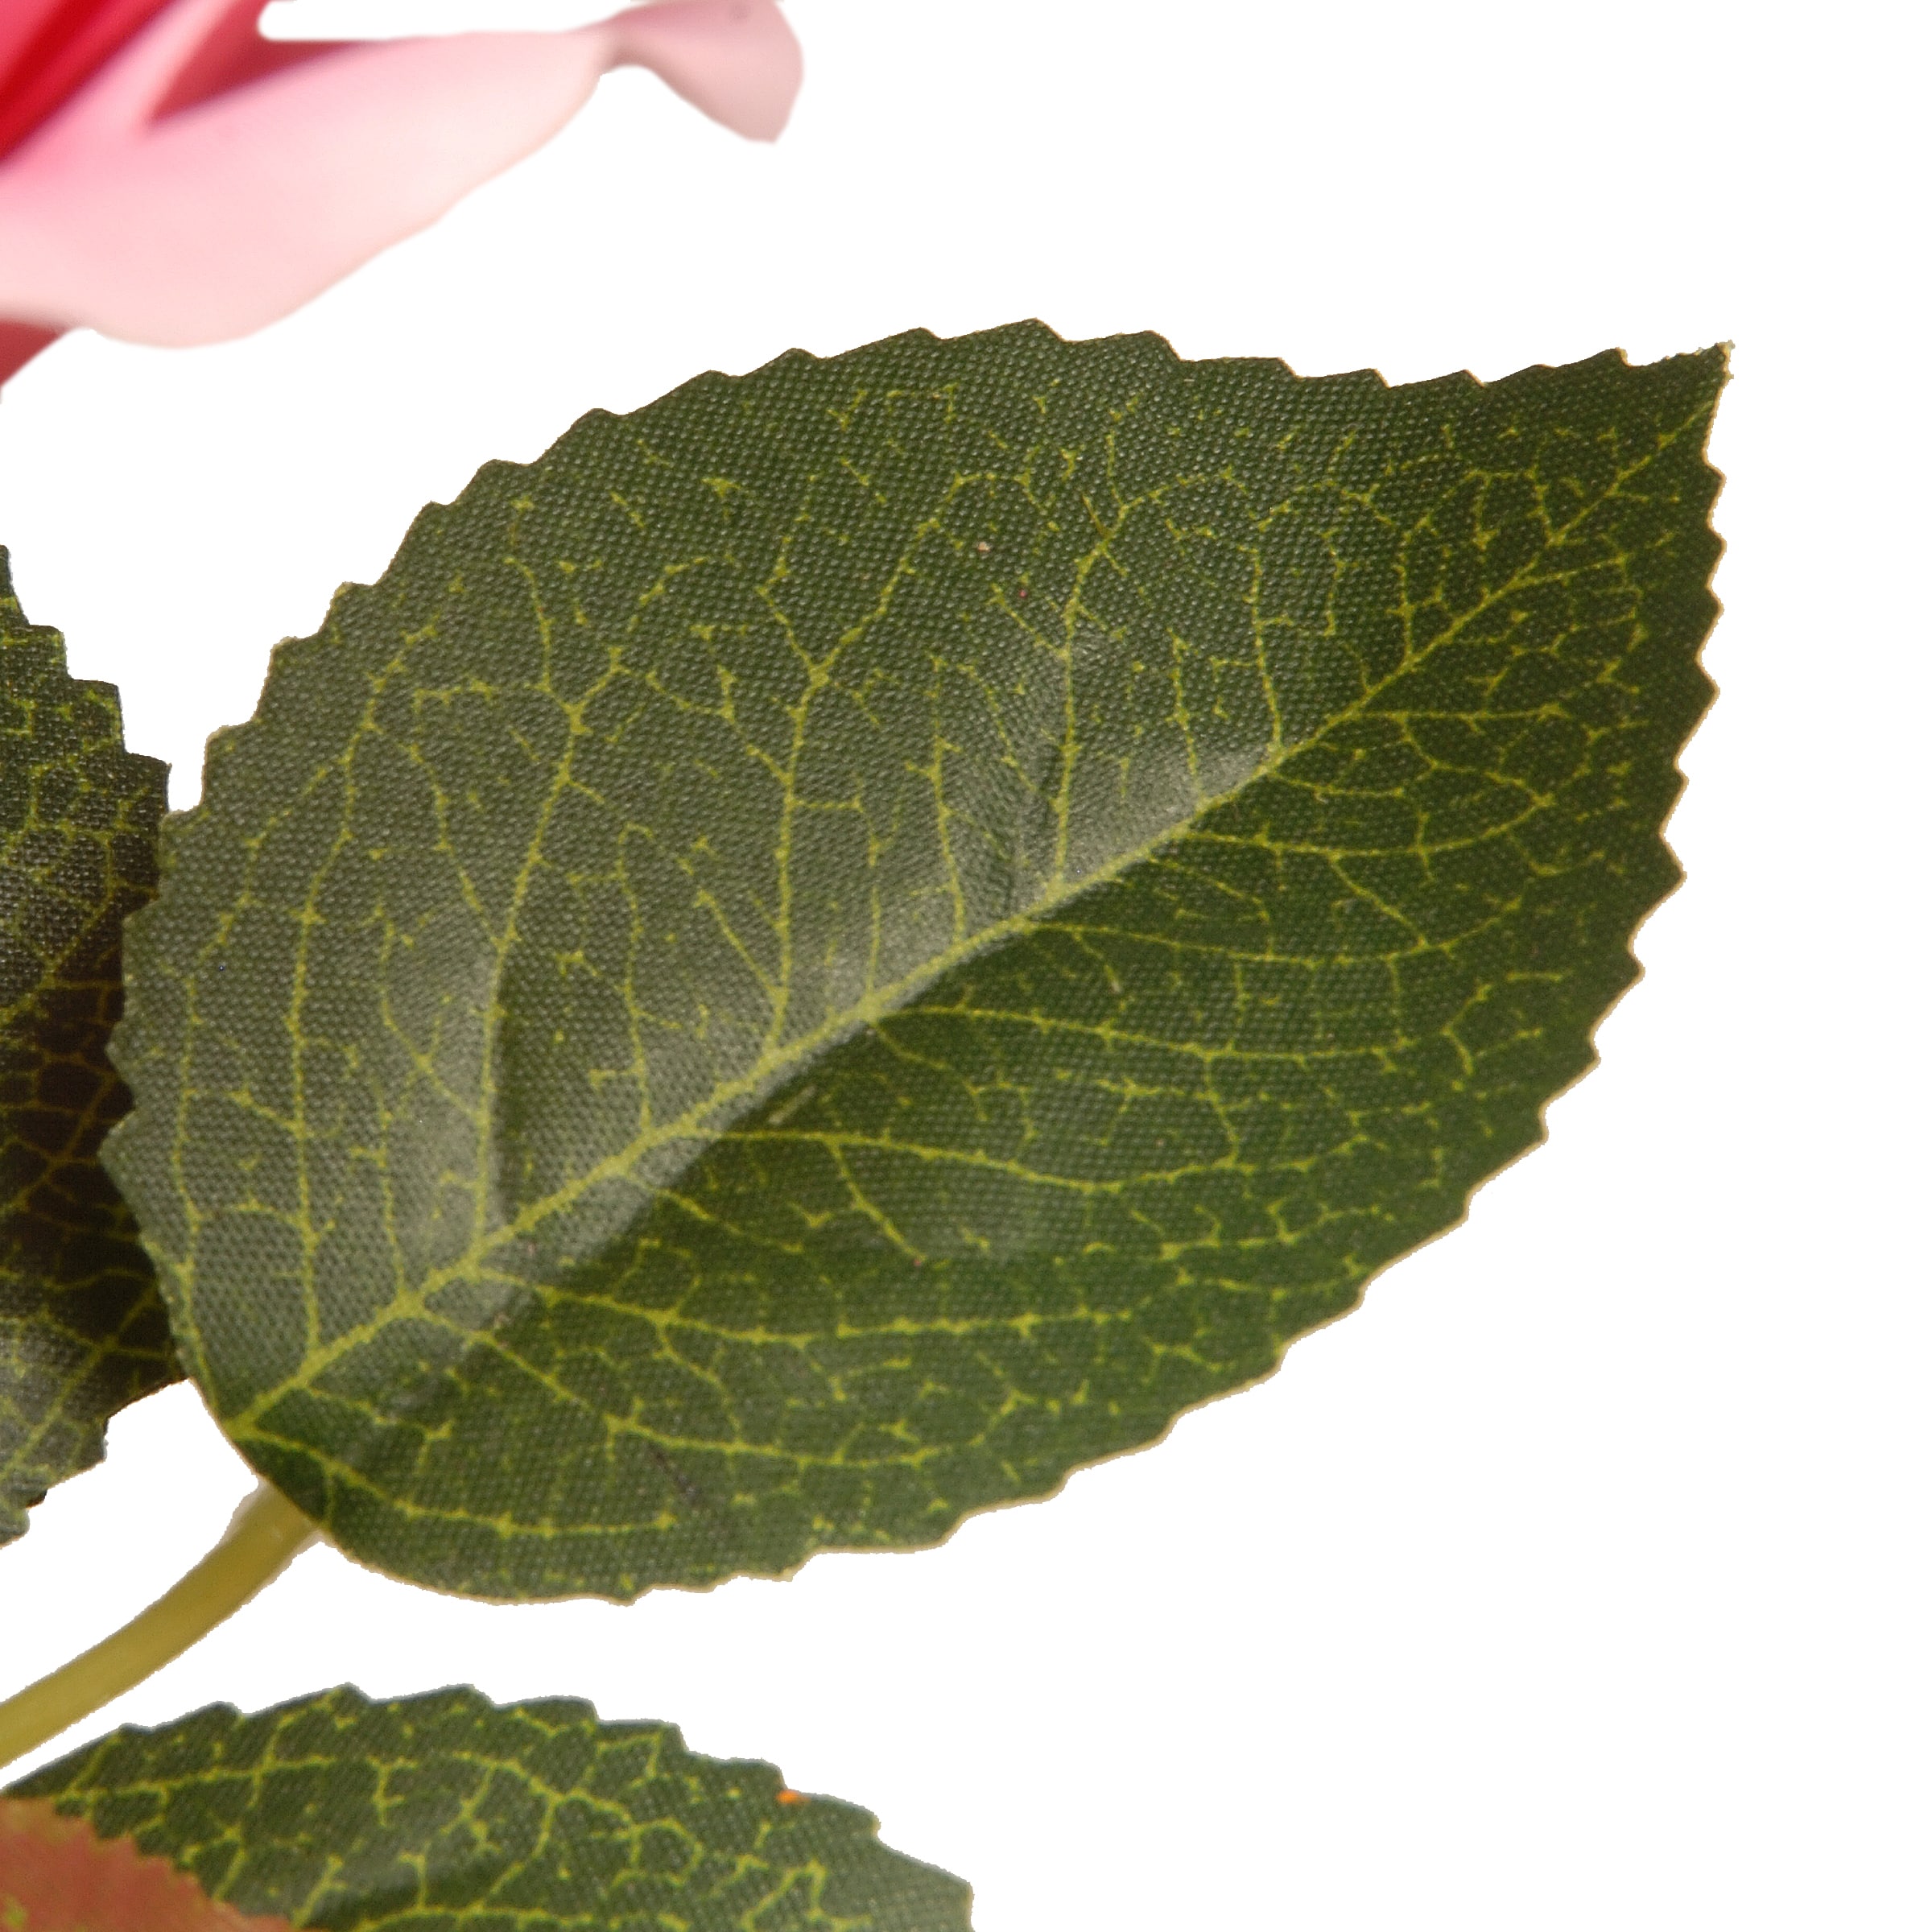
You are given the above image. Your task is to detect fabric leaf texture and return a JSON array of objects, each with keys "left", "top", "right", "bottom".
[
  {"left": 9, "top": 1686, "right": 972, "bottom": 1930},
  {"left": 104, "top": 322, "right": 1728, "bottom": 1601},
  {"left": 0, "top": 547, "right": 175, "bottom": 1545}
]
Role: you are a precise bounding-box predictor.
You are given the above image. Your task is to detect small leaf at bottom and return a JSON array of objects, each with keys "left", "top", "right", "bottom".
[{"left": 7, "top": 1686, "right": 972, "bottom": 1930}]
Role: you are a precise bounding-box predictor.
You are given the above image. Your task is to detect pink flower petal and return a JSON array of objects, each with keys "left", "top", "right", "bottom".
[
  {"left": 608, "top": 0, "right": 803, "bottom": 142},
  {"left": 152, "top": 0, "right": 335, "bottom": 122},
  {"left": 0, "top": 0, "right": 802, "bottom": 352},
  {"left": 0, "top": 1798, "right": 294, "bottom": 1932}
]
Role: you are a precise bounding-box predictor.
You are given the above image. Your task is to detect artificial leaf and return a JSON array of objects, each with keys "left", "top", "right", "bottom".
[
  {"left": 0, "top": 1798, "right": 291, "bottom": 1932},
  {"left": 105, "top": 324, "right": 1726, "bottom": 1600},
  {"left": 0, "top": 549, "right": 175, "bottom": 1544},
  {"left": 7, "top": 1686, "right": 972, "bottom": 1930}
]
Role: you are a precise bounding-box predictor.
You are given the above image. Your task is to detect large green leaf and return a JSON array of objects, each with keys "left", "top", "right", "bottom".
[
  {"left": 8, "top": 1686, "right": 970, "bottom": 1930},
  {"left": 1, "top": 549, "right": 176, "bottom": 1544},
  {"left": 105, "top": 324, "right": 1726, "bottom": 1601}
]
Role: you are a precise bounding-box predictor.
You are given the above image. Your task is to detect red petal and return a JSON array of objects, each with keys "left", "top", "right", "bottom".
[
  {"left": 150, "top": 0, "right": 332, "bottom": 122},
  {"left": 0, "top": 320, "right": 61, "bottom": 384},
  {"left": 0, "top": 0, "right": 177, "bottom": 162},
  {"left": 0, "top": 1799, "right": 295, "bottom": 1932}
]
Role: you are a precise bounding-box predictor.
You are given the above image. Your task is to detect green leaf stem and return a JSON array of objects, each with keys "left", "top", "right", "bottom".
[
  {"left": 105, "top": 324, "right": 1727, "bottom": 1600},
  {"left": 1, "top": 549, "right": 176, "bottom": 1543},
  {"left": 8, "top": 1686, "right": 971, "bottom": 1929}
]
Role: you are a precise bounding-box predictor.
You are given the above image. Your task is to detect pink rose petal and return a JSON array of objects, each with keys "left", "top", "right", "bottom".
[
  {"left": 607, "top": 0, "right": 803, "bottom": 142},
  {"left": 0, "top": 1798, "right": 294, "bottom": 1932},
  {"left": 0, "top": 0, "right": 802, "bottom": 365}
]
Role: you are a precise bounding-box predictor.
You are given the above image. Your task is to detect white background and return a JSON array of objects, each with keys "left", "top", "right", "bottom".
[{"left": 2, "top": 2, "right": 1928, "bottom": 1926}]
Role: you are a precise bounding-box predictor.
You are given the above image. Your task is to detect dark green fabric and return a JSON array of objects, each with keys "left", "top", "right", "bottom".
[
  {"left": 105, "top": 324, "right": 1727, "bottom": 1600},
  {"left": 1, "top": 547, "right": 175, "bottom": 1543}
]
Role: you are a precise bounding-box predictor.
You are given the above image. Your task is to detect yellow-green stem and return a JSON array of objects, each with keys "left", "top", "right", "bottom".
[{"left": 0, "top": 1484, "right": 316, "bottom": 1775}]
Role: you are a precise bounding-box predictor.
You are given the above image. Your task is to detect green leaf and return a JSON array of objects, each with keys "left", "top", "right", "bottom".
[
  {"left": 105, "top": 324, "right": 1727, "bottom": 1601},
  {"left": 1, "top": 549, "right": 176, "bottom": 1544},
  {"left": 6, "top": 1686, "right": 973, "bottom": 1930}
]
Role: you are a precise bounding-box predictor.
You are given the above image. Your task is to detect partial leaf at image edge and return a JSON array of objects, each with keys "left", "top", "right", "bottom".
[
  {"left": 0, "top": 550, "right": 178, "bottom": 1544},
  {"left": 105, "top": 323, "right": 1727, "bottom": 1601},
  {"left": 6, "top": 1685, "right": 973, "bottom": 1930}
]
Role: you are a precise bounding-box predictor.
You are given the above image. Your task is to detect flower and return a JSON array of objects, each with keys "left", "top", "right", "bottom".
[
  {"left": 0, "top": 1798, "right": 294, "bottom": 1930},
  {"left": 0, "top": 0, "right": 802, "bottom": 384}
]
